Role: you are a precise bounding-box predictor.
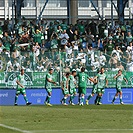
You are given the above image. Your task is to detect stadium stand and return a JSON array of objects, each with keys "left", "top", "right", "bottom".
[{"left": 0, "top": 19, "right": 132, "bottom": 74}]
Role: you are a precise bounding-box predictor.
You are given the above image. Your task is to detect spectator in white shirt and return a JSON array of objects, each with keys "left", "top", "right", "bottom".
[
  {"left": 66, "top": 42, "right": 73, "bottom": 57},
  {"left": 60, "top": 30, "right": 69, "bottom": 51},
  {"left": 112, "top": 64, "right": 119, "bottom": 71},
  {"left": 77, "top": 49, "right": 86, "bottom": 65},
  {"left": 33, "top": 42, "right": 40, "bottom": 57},
  {"left": 88, "top": 46, "right": 95, "bottom": 63},
  {"left": 91, "top": 55, "right": 100, "bottom": 70},
  {"left": 111, "top": 45, "right": 123, "bottom": 61},
  {"left": 37, "top": 63, "right": 44, "bottom": 72},
  {"left": 13, "top": 59, "right": 21, "bottom": 71},
  {"left": 99, "top": 52, "right": 106, "bottom": 66},
  {"left": 127, "top": 42, "right": 133, "bottom": 57},
  {"left": 126, "top": 59, "right": 133, "bottom": 72}
]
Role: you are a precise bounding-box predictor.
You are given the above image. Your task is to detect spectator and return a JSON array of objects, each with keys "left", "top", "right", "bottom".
[
  {"left": 67, "top": 24, "right": 74, "bottom": 42},
  {"left": 126, "top": 31, "right": 132, "bottom": 45},
  {"left": 33, "top": 42, "right": 40, "bottom": 57},
  {"left": 109, "top": 53, "right": 118, "bottom": 69},
  {"left": 112, "top": 63, "right": 119, "bottom": 71},
  {"left": 126, "top": 59, "right": 133, "bottom": 72},
  {"left": 33, "top": 29, "right": 42, "bottom": 47},
  {"left": 98, "top": 20, "right": 107, "bottom": 38},
  {"left": 111, "top": 45, "right": 123, "bottom": 61},
  {"left": 78, "top": 21, "right": 85, "bottom": 35},
  {"left": 88, "top": 20, "right": 97, "bottom": 37},
  {"left": 91, "top": 55, "right": 100, "bottom": 70},
  {"left": 56, "top": 25, "right": 63, "bottom": 37},
  {"left": 99, "top": 52, "right": 106, "bottom": 67},
  {"left": 50, "top": 32, "right": 58, "bottom": 51},
  {"left": 89, "top": 65, "right": 97, "bottom": 72},
  {"left": 0, "top": 18, "right": 132, "bottom": 73},
  {"left": 37, "top": 62, "right": 44, "bottom": 72},
  {"left": 2, "top": 31, "right": 12, "bottom": 51},
  {"left": 66, "top": 42, "right": 73, "bottom": 58},
  {"left": 127, "top": 42, "right": 133, "bottom": 54},
  {"left": 13, "top": 59, "right": 21, "bottom": 71},
  {"left": 0, "top": 41, "right": 4, "bottom": 53},
  {"left": 61, "top": 19, "right": 68, "bottom": 31},
  {"left": 60, "top": 30, "right": 69, "bottom": 51},
  {"left": 105, "top": 39, "right": 115, "bottom": 61},
  {"left": 117, "top": 61, "right": 125, "bottom": 71}
]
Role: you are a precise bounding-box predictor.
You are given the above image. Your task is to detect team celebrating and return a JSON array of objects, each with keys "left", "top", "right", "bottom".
[
  {"left": 44, "top": 67, "right": 128, "bottom": 106},
  {"left": 14, "top": 67, "right": 128, "bottom": 106}
]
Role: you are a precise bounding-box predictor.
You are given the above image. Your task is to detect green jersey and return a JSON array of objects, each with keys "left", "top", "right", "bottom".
[
  {"left": 78, "top": 72, "right": 89, "bottom": 88},
  {"left": 78, "top": 25, "right": 85, "bottom": 33},
  {"left": 62, "top": 76, "right": 69, "bottom": 95},
  {"left": 116, "top": 74, "right": 124, "bottom": 87},
  {"left": 17, "top": 74, "right": 25, "bottom": 89},
  {"left": 62, "top": 76, "right": 67, "bottom": 89},
  {"left": 34, "top": 33, "right": 42, "bottom": 44},
  {"left": 69, "top": 75, "right": 76, "bottom": 89},
  {"left": 45, "top": 73, "right": 53, "bottom": 89},
  {"left": 97, "top": 73, "right": 107, "bottom": 89}
]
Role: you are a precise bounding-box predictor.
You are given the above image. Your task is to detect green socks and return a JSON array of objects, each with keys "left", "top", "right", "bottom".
[
  {"left": 112, "top": 96, "right": 122, "bottom": 103},
  {"left": 81, "top": 96, "right": 84, "bottom": 103},
  {"left": 47, "top": 96, "right": 51, "bottom": 103},
  {"left": 70, "top": 95, "right": 74, "bottom": 103},
  {"left": 120, "top": 96, "right": 122, "bottom": 103},
  {"left": 63, "top": 97, "right": 67, "bottom": 103},
  {"left": 95, "top": 95, "right": 98, "bottom": 104},
  {"left": 87, "top": 94, "right": 93, "bottom": 101},
  {"left": 46, "top": 95, "right": 51, "bottom": 103},
  {"left": 15, "top": 95, "right": 28, "bottom": 104},
  {"left": 112, "top": 96, "right": 117, "bottom": 102},
  {"left": 24, "top": 95, "right": 28, "bottom": 103},
  {"left": 97, "top": 96, "right": 102, "bottom": 103}
]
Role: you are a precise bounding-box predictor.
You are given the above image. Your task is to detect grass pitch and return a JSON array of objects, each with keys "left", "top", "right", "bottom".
[{"left": 0, "top": 105, "right": 133, "bottom": 133}]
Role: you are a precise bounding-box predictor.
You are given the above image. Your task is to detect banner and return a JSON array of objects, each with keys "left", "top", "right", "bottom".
[
  {"left": 87, "top": 71, "right": 133, "bottom": 88},
  {"left": 0, "top": 72, "right": 59, "bottom": 89},
  {"left": 0, "top": 71, "right": 132, "bottom": 89}
]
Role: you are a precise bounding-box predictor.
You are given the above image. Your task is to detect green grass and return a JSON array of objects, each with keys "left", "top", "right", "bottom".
[{"left": 0, "top": 105, "right": 133, "bottom": 133}]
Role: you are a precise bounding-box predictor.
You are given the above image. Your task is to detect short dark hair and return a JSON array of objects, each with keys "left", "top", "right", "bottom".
[
  {"left": 49, "top": 68, "right": 54, "bottom": 71},
  {"left": 118, "top": 69, "right": 122, "bottom": 72},
  {"left": 81, "top": 67, "right": 85, "bottom": 72},
  {"left": 21, "top": 69, "right": 24, "bottom": 72},
  {"left": 66, "top": 72, "right": 70, "bottom": 76},
  {"left": 72, "top": 71, "right": 76, "bottom": 74}
]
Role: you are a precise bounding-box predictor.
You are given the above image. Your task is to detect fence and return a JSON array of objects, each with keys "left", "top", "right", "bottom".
[{"left": 0, "top": 49, "right": 132, "bottom": 88}]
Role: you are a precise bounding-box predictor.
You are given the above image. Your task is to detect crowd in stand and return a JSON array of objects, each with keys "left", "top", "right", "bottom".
[{"left": 0, "top": 18, "right": 133, "bottom": 72}]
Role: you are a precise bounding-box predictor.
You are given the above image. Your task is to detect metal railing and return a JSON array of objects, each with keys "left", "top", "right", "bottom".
[{"left": 0, "top": 50, "right": 132, "bottom": 88}]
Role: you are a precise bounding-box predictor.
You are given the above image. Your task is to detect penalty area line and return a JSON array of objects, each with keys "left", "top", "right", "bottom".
[
  {"left": 0, "top": 124, "right": 31, "bottom": 133},
  {"left": 31, "top": 129, "right": 133, "bottom": 132}
]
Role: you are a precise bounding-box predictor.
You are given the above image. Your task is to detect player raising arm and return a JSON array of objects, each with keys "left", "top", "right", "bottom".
[
  {"left": 44, "top": 68, "right": 57, "bottom": 106},
  {"left": 15, "top": 69, "right": 31, "bottom": 106},
  {"left": 77, "top": 67, "right": 94, "bottom": 106},
  {"left": 94, "top": 67, "right": 108, "bottom": 105},
  {"left": 112, "top": 69, "right": 128, "bottom": 105}
]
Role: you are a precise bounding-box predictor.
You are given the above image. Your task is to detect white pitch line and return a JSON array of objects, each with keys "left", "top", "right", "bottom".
[
  {"left": 31, "top": 129, "right": 133, "bottom": 133},
  {"left": 0, "top": 124, "right": 31, "bottom": 133}
]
